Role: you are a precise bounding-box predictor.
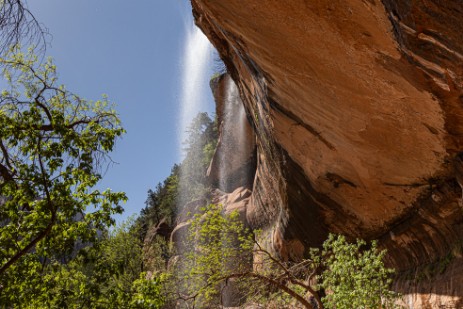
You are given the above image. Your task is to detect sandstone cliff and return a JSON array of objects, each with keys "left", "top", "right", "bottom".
[{"left": 190, "top": 0, "right": 463, "bottom": 307}]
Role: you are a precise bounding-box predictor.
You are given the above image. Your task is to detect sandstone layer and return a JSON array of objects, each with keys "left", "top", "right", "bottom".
[{"left": 191, "top": 0, "right": 463, "bottom": 306}]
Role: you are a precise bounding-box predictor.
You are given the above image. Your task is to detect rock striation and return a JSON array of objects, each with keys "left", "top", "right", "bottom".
[{"left": 190, "top": 0, "right": 463, "bottom": 306}]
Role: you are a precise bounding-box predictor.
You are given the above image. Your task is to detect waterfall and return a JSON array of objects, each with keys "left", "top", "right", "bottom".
[
  {"left": 175, "top": 15, "right": 253, "bottom": 308},
  {"left": 217, "top": 76, "right": 252, "bottom": 193},
  {"left": 174, "top": 19, "right": 216, "bottom": 307},
  {"left": 178, "top": 24, "right": 213, "bottom": 154},
  {"left": 217, "top": 77, "right": 236, "bottom": 191},
  {"left": 177, "top": 20, "right": 214, "bottom": 208}
]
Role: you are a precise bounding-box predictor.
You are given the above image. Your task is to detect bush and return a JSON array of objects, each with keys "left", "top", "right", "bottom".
[{"left": 319, "top": 234, "right": 400, "bottom": 309}]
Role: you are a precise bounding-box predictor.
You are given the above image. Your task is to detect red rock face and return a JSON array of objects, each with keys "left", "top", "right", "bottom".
[{"left": 191, "top": 0, "right": 463, "bottom": 306}]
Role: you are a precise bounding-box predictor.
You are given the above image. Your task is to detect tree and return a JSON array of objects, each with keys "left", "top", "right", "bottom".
[
  {"left": 13, "top": 218, "right": 167, "bottom": 308},
  {"left": 177, "top": 204, "right": 253, "bottom": 307},
  {"left": 319, "top": 234, "right": 399, "bottom": 309},
  {"left": 140, "top": 164, "right": 180, "bottom": 230},
  {"left": 179, "top": 204, "right": 399, "bottom": 309},
  {"left": 178, "top": 204, "right": 319, "bottom": 308},
  {"left": 75, "top": 218, "right": 167, "bottom": 309},
  {"left": 139, "top": 113, "right": 218, "bottom": 242},
  {"left": 0, "top": 46, "right": 126, "bottom": 303},
  {"left": 179, "top": 112, "right": 218, "bottom": 204},
  {"left": 0, "top": 1, "right": 47, "bottom": 54}
]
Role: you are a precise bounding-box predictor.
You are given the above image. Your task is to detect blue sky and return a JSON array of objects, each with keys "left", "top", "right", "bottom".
[{"left": 28, "top": 1, "right": 216, "bottom": 222}]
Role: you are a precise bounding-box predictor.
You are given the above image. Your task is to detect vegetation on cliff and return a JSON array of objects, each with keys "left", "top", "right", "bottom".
[
  {"left": 0, "top": 47, "right": 127, "bottom": 306},
  {"left": 137, "top": 111, "right": 218, "bottom": 242}
]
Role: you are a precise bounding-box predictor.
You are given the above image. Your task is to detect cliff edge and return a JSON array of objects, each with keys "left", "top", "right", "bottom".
[{"left": 191, "top": 0, "right": 463, "bottom": 307}]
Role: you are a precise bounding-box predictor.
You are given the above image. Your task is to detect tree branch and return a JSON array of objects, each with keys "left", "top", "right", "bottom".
[
  {"left": 0, "top": 135, "right": 56, "bottom": 275},
  {"left": 0, "top": 0, "right": 47, "bottom": 54},
  {"left": 0, "top": 162, "right": 13, "bottom": 183},
  {"left": 222, "top": 272, "right": 315, "bottom": 309},
  {"left": 0, "top": 213, "right": 55, "bottom": 275},
  {"left": 0, "top": 140, "right": 14, "bottom": 171},
  {"left": 34, "top": 92, "right": 53, "bottom": 123},
  {"left": 253, "top": 241, "right": 323, "bottom": 308}
]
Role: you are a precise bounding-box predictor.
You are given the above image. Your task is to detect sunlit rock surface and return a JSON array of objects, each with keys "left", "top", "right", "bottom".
[{"left": 191, "top": 0, "right": 463, "bottom": 306}]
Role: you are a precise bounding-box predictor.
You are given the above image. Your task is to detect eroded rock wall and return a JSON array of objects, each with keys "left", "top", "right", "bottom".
[{"left": 191, "top": 0, "right": 463, "bottom": 306}]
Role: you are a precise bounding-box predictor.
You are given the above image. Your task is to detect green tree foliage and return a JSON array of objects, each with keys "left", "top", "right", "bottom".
[
  {"left": 179, "top": 204, "right": 252, "bottom": 306},
  {"left": 180, "top": 204, "right": 399, "bottom": 309},
  {"left": 179, "top": 112, "right": 218, "bottom": 202},
  {"left": 138, "top": 164, "right": 180, "bottom": 240},
  {"left": 138, "top": 112, "right": 218, "bottom": 242},
  {"left": 130, "top": 273, "right": 168, "bottom": 309},
  {"left": 179, "top": 204, "right": 317, "bottom": 308},
  {"left": 319, "top": 234, "right": 399, "bottom": 309},
  {"left": 9, "top": 218, "right": 167, "bottom": 308},
  {"left": 0, "top": 47, "right": 126, "bottom": 304}
]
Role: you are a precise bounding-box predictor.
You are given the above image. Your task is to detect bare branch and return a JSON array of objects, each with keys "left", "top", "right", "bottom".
[
  {"left": 221, "top": 272, "right": 315, "bottom": 309},
  {"left": 0, "top": 0, "right": 48, "bottom": 54},
  {"left": 253, "top": 241, "right": 323, "bottom": 308}
]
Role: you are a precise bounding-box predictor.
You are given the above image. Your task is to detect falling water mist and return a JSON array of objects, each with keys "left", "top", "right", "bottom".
[
  {"left": 175, "top": 15, "right": 255, "bottom": 308},
  {"left": 174, "top": 18, "right": 217, "bottom": 307},
  {"left": 214, "top": 75, "right": 256, "bottom": 308},
  {"left": 177, "top": 23, "right": 213, "bottom": 208},
  {"left": 217, "top": 76, "right": 252, "bottom": 192}
]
